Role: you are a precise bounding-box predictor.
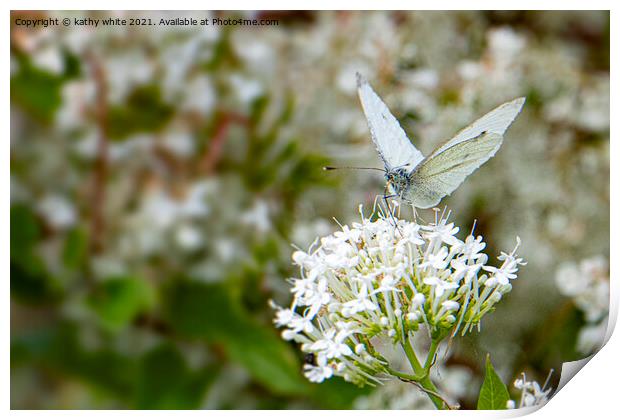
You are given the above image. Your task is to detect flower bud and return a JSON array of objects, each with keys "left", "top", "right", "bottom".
[
  {"left": 292, "top": 251, "right": 305, "bottom": 263},
  {"left": 407, "top": 312, "right": 420, "bottom": 322},
  {"left": 499, "top": 283, "right": 512, "bottom": 293},
  {"left": 489, "top": 291, "right": 503, "bottom": 303},
  {"left": 412, "top": 293, "right": 425, "bottom": 308},
  {"left": 441, "top": 300, "right": 460, "bottom": 311},
  {"left": 485, "top": 277, "right": 498, "bottom": 287}
]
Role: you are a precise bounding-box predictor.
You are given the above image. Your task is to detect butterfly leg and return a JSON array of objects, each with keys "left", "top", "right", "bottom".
[{"left": 382, "top": 193, "right": 403, "bottom": 237}]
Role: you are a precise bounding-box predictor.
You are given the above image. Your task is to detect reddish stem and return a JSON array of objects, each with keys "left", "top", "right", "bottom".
[
  {"left": 87, "top": 53, "right": 109, "bottom": 254},
  {"left": 200, "top": 112, "right": 248, "bottom": 174}
]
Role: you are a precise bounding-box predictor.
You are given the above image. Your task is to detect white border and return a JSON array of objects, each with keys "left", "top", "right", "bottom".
[{"left": 4, "top": 2, "right": 617, "bottom": 419}]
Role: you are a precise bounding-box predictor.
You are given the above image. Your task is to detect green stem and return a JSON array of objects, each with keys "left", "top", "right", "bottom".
[
  {"left": 385, "top": 366, "right": 423, "bottom": 382},
  {"left": 401, "top": 338, "right": 448, "bottom": 410},
  {"left": 418, "top": 374, "right": 449, "bottom": 409},
  {"left": 424, "top": 338, "right": 440, "bottom": 370},
  {"left": 401, "top": 338, "right": 424, "bottom": 374}
]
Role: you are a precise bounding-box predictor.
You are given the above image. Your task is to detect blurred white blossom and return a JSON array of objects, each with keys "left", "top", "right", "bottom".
[
  {"left": 577, "top": 317, "right": 608, "bottom": 355},
  {"left": 37, "top": 194, "right": 76, "bottom": 229},
  {"left": 241, "top": 200, "right": 272, "bottom": 233},
  {"left": 556, "top": 256, "right": 609, "bottom": 355},
  {"left": 556, "top": 256, "right": 609, "bottom": 322}
]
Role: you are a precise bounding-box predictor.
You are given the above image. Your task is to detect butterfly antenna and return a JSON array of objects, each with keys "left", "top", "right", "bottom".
[{"left": 323, "top": 166, "right": 385, "bottom": 173}]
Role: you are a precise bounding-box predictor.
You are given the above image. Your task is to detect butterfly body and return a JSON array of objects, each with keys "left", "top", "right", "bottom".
[
  {"left": 385, "top": 167, "right": 411, "bottom": 198},
  {"left": 356, "top": 73, "right": 525, "bottom": 209}
]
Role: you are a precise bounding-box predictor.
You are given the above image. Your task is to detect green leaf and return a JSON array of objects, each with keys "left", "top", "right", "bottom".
[
  {"left": 225, "top": 322, "right": 308, "bottom": 396},
  {"left": 11, "top": 322, "right": 137, "bottom": 399},
  {"left": 12, "top": 323, "right": 218, "bottom": 408},
  {"left": 134, "top": 344, "right": 218, "bottom": 409},
  {"left": 477, "top": 354, "right": 510, "bottom": 410},
  {"left": 249, "top": 94, "right": 270, "bottom": 127},
  {"left": 107, "top": 84, "right": 173, "bottom": 140},
  {"left": 61, "top": 48, "right": 82, "bottom": 80},
  {"left": 165, "top": 281, "right": 238, "bottom": 339},
  {"left": 62, "top": 227, "right": 88, "bottom": 269},
  {"left": 204, "top": 27, "right": 237, "bottom": 70},
  {"left": 11, "top": 54, "right": 64, "bottom": 123},
  {"left": 88, "top": 276, "right": 156, "bottom": 331},
  {"left": 10, "top": 204, "right": 41, "bottom": 257},
  {"left": 165, "top": 281, "right": 308, "bottom": 395},
  {"left": 10, "top": 205, "right": 62, "bottom": 303}
]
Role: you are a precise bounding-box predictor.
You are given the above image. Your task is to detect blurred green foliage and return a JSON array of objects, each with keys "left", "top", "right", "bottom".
[
  {"left": 10, "top": 10, "right": 361, "bottom": 409},
  {"left": 107, "top": 84, "right": 174, "bottom": 140},
  {"left": 164, "top": 281, "right": 308, "bottom": 395},
  {"left": 11, "top": 57, "right": 64, "bottom": 123},
  {"left": 11, "top": 49, "right": 80, "bottom": 123},
  {"left": 11, "top": 205, "right": 62, "bottom": 303}
]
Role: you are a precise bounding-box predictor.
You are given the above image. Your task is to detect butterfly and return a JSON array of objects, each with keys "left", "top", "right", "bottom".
[{"left": 356, "top": 73, "right": 525, "bottom": 209}]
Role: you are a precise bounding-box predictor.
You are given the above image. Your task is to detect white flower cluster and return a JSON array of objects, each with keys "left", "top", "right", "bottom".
[
  {"left": 273, "top": 206, "right": 525, "bottom": 385},
  {"left": 555, "top": 256, "right": 609, "bottom": 354},
  {"left": 506, "top": 371, "right": 553, "bottom": 409}
]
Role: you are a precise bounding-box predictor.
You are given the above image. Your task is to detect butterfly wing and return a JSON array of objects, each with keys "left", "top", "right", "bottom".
[
  {"left": 403, "top": 98, "right": 525, "bottom": 209},
  {"left": 405, "top": 131, "right": 504, "bottom": 208},
  {"left": 357, "top": 73, "right": 424, "bottom": 171},
  {"left": 430, "top": 97, "right": 525, "bottom": 157}
]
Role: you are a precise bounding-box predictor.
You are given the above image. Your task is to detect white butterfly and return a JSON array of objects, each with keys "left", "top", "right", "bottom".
[{"left": 357, "top": 73, "right": 525, "bottom": 209}]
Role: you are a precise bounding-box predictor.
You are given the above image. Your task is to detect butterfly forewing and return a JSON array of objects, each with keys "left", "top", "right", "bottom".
[
  {"left": 356, "top": 73, "right": 424, "bottom": 171},
  {"left": 405, "top": 132, "right": 504, "bottom": 208},
  {"left": 430, "top": 97, "right": 525, "bottom": 158}
]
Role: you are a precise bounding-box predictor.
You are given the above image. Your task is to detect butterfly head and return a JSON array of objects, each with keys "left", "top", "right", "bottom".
[{"left": 385, "top": 167, "right": 410, "bottom": 195}]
